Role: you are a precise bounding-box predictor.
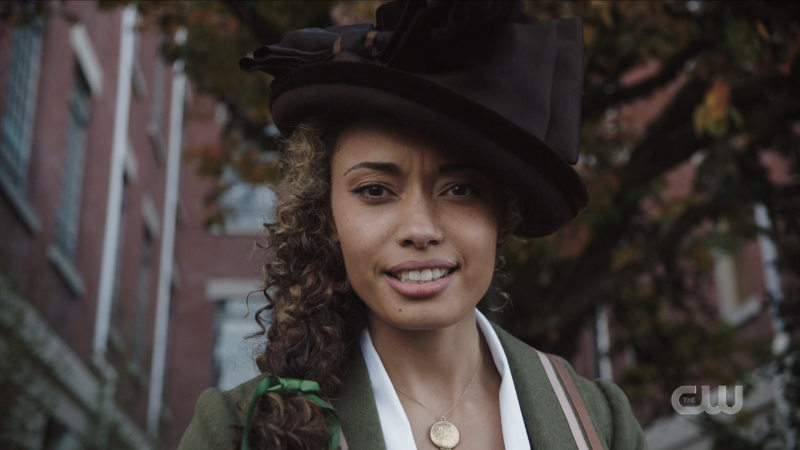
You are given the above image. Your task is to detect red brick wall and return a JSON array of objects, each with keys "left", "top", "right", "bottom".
[{"left": 164, "top": 94, "right": 265, "bottom": 448}]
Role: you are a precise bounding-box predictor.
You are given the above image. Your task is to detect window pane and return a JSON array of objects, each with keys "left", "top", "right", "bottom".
[
  {"left": 54, "top": 71, "right": 92, "bottom": 259},
  {"left": 132, "top": 229, "right": 154, "bottom": 364},
  {"left": 217, "top": 165, "right": 278, "bottom": 233},
  {"left": 0, "top": 19, "right": 43, "bottom": 191}
]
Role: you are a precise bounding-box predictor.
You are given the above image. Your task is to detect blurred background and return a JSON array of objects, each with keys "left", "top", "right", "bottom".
[{"left": 0, "top": 1, "right": 798, "bottom": 449}]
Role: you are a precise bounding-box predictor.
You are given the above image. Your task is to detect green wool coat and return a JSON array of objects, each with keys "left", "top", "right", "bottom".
[{"left": 179, "top": 323, "right": 648, "bottom": 449}]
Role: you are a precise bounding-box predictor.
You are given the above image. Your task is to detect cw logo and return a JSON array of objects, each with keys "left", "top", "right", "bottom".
[{"left": 671, "top": 385, "right": 744, "bottom": 415}]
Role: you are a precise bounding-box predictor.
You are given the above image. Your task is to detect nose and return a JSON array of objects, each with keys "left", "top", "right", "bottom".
[{"left": 395, "top": 190, "right": 443, "bottom": 249}]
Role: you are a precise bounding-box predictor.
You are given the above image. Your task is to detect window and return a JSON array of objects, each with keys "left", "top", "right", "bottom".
[
  {"left": 131, "top": 30, "right": 147, "bottom": 99},
  {"left": 713, "top": 220, "right": 762, "bottom": 325},
  {"left": 108, "top": 180, "right": 130, "bottom": 353},
  {"left": 147, "top": 35, "right": 167, "bottom": 163},
  {"left": 0, "top": 18, "right": 43, "bottom": 230},
  {"left": 1, "top": 18, "right": 43, "bottom": 190},
  {"left": 213, "top": 298, "right": 264, "bottom": 391},
  {"left": 131, "top": 227, "right": 154, "bottom": 365},
  {"left": 54, "top": 69, "right": 92, "bottom": 260},
  {"left": 213, "top": 165, "right": 278, "bottom": 236}
]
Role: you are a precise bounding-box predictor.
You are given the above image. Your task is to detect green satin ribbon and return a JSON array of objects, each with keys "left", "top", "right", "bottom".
[{"left": 241, "top": 375, "right": 340, "bottom": 450}]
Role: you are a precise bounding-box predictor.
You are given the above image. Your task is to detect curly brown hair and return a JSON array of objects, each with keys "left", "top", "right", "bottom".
[{"left": 233, "top": 117, "right": 523, "bottom": 450}]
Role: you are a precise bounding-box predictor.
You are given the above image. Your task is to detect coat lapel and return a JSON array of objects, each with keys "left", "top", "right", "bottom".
[
  {"left": 333, "top": 324, "right": 579, "bottom": 450},
  {"left": 492, "top": 322, "right": 580, "bottom": 449},
  {"left": 332, "top": 344, "right": 387, "bottom": 450}
]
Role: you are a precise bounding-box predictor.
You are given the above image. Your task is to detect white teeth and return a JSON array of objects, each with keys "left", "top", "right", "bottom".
[{"left": 393, "top": 267, "right": 453, "bottom": 284}]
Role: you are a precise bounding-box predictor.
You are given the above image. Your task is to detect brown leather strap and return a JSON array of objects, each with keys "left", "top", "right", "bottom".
[{"left": 546, "top": 354, "right": 604, "bottom": 450}]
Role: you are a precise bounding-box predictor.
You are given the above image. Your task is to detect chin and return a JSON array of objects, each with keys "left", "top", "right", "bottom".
[
  {"left": 352, "top": 269, "right": 492, "bottom": 331},
  {"left": 370, "top": 293, "right": 479, "bottom": 331}
]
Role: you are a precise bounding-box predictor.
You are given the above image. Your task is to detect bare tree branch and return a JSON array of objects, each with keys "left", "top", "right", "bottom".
[
  {"left": 512, "top": 72, "right": 800, "bottom": 340},
  {"left": 583, "top": 39, "right": 710, "bottom": 119}
]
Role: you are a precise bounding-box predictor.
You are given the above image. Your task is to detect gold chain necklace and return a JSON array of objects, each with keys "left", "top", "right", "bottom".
[{"left": 392, "top": 338, "right": 483, "bottom": 450}]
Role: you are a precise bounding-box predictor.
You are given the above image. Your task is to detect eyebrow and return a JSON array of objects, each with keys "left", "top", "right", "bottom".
[
  {"left": 344, "top": 161, "right": 400, "bottom": 176},
  {"left": 343, "top": 161, "right": 481, "bottom": 176}
]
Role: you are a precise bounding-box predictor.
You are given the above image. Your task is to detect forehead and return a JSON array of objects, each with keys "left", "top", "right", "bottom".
[{"left": 334, "top": 117, "right": 459, "bottom": 166}]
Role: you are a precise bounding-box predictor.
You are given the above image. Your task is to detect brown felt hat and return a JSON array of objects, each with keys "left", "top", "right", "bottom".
[{"left": 240, "top": 0, "right": 588, "bottom": 238}]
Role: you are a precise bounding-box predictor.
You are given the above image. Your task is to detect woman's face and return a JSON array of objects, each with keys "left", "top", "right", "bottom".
[{"left": 329, "top": 118, "right": 505, "bottom": 330}]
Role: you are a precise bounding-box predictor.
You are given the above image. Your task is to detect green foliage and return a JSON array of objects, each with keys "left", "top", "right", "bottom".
[
  {"left": 0, "top": 277, "right": 58, "bottom": 448},
  {"left": 725, "top": 19, "right": 761, "bottom": 69}
]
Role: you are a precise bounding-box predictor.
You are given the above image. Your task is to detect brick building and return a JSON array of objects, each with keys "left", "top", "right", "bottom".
[{"left": 0, "top": 2, "right": 268, "bottom": 448}]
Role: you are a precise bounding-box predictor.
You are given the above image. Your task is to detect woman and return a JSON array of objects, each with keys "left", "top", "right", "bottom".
[{"left": 180, "top": 1, "right": 647, "bottom": 449}]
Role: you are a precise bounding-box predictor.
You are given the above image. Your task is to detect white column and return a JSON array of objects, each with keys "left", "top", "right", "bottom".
[
  {"left": 754, "top": 203, "right": 795, "bottom": 449},
  {"left": 595, "top": 305, "right": 613, "bottom": 381},
  {"left": 146, "top": 28, "right": 187, "bottom": 436},
  {"left": 92, "top": 5, "right": 137, "bottom": 360},
  {"left": 754, "top": 203, "right": 786, "bottom": 349}
]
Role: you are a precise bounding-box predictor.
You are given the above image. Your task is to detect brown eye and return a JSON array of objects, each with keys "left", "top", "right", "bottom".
[
  {"left": 447, "top": 184, "right": 478, "bottom": 197},
  {"left": 351, "top": 183, "right": 394, "bottom": 200},
  {"left": 366, "top": 185, "right": 385, "bottom": 196}
]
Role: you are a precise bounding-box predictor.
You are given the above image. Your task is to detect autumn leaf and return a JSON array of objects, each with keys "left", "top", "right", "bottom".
[{"left": 692, "top": 81, "right": 744, "bottom": 139}]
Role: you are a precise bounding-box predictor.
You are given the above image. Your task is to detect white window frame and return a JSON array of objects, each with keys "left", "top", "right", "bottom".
[{"left": 70, "top": 23, "right": 103, "bottom": 96}]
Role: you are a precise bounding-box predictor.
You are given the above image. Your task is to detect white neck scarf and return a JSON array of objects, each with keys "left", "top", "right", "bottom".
[{"left": 360, "top": 309, "right": 531, "bottom": 450}]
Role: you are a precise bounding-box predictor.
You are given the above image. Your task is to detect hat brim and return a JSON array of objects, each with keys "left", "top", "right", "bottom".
[{"left": 270, "top": 61, "right": 588, "bottom": 238}]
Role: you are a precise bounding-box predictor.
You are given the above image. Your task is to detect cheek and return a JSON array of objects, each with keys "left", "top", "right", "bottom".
[
  {"left": 433, "top": 200, "right": 500, "bottom": 303},
  {"left": 447, "top": 210, "right": 498, "bottom": 282},
  {"left": 330, "top": 194, "right": 384, "bottom": 291},
  {"left": 338, "top": 222, "right": 373, "bottom": 272}
]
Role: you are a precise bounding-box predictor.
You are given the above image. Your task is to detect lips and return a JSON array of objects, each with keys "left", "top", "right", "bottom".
[
  {"left": 383, "top": 266, "right": 457, "bottom": 299},
  {"left": 385, "top": 258, "right": 458, "bottom": 274}
]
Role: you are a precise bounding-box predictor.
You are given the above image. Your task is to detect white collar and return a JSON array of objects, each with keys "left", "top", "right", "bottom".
[{"left": 360, "top": 309, "right": 531, "bottom": 450}]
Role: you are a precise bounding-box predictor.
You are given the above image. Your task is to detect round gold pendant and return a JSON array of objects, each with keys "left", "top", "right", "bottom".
[{"left": 430, "top": 420, "right": 460, "bottom": 449}]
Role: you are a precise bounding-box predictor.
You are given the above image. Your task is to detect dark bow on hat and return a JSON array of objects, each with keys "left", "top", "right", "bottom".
[
  {"left": 239, "top": 0, "right": 585, "bottom": 165},
  {"left": 239, "top": 1, "right": 525, "bottom": 77}
]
